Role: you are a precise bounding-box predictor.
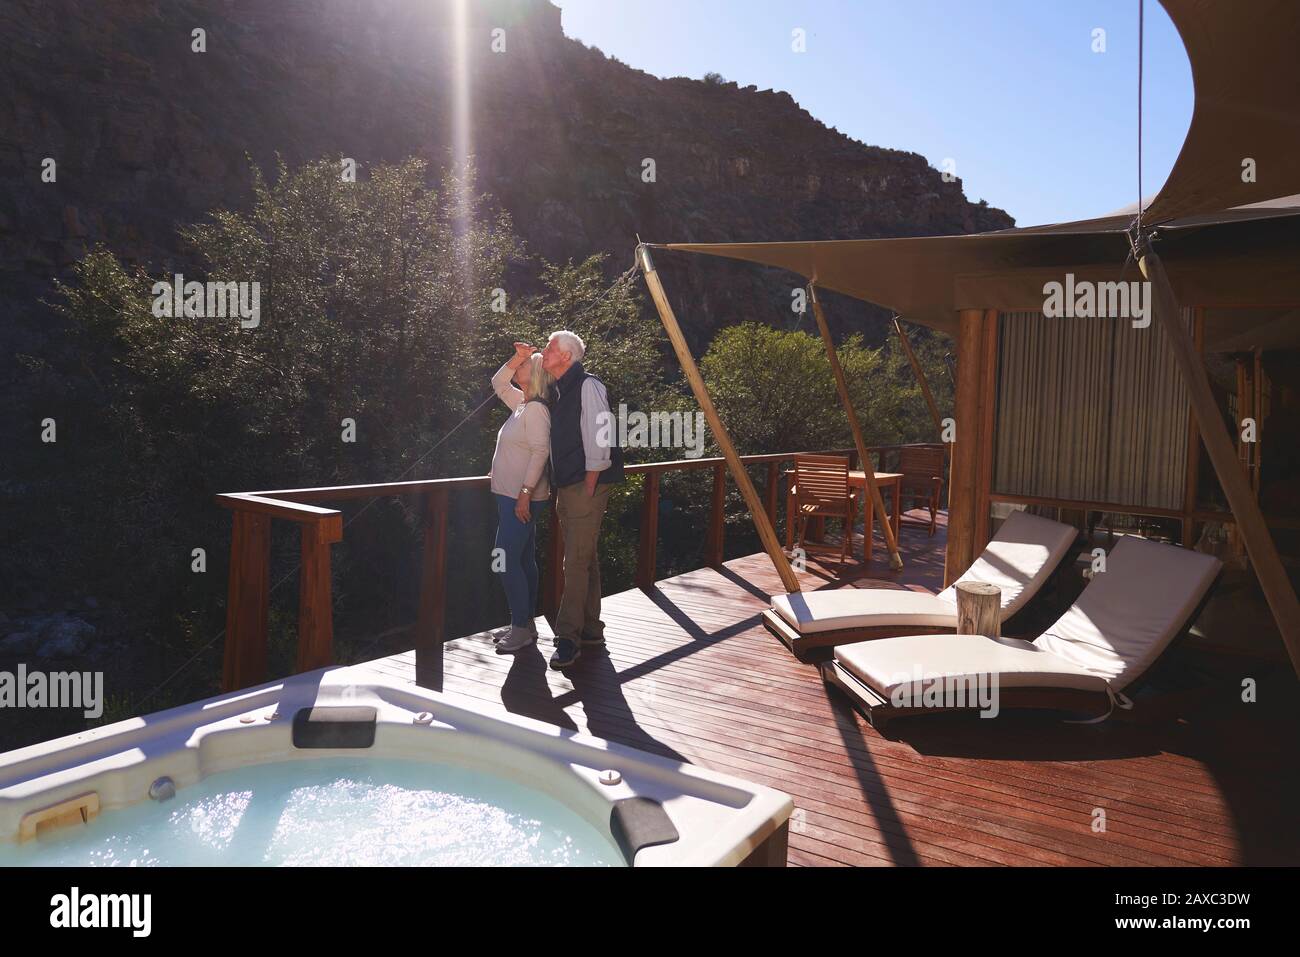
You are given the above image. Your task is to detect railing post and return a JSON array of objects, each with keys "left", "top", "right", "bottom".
[
  {"left": 222, "top": 509, "right": 271, "bottom": 692},
  {"left": 636, "top": 471, "right": 660, "bottom": 591},
  {"left": 297, "top": 517, "right": 340, "bottom": 674},
  {"left": 706, "top": 462, "right": 726, "bottom": 567},
  {"left": 415, "top": 486, "right": 449, "bottom": 689},
  {"left": 764, "top": 461, "right": 778, "bottom": 529},
  {"left": 543, "top": 500, "right": 563, "bottom": 623}
]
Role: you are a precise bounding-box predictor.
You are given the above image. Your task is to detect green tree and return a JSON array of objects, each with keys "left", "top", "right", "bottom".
[
  {"left": 692, "top": 322, "right": 951, "bottom": 561},
  {"left": 700, "top": 322, "right": 950, "bottom": 454},
  {"left": 44, "top": 156, "right": 669, "bottom": 714}
]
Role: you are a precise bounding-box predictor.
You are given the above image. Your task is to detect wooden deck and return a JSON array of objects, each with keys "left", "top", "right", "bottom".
[{"left": 356, "top": 512, "right": 1300, "bottom": 866}]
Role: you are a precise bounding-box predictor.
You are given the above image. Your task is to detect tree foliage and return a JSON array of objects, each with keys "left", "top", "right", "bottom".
[
  {"left": 40, "top": 156, "right": 665, "bottom": 711},
  {"left": 699, "top": 322, "right": 952, "bottom": 455}
]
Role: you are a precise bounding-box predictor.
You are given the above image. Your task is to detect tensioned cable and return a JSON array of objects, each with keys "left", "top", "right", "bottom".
[
  {"left": 1125, "top": 0, "right": 1148, "bottom": 268},
  {"left": 1137, "top": 0, "right": 1145, "bottom": 236}
]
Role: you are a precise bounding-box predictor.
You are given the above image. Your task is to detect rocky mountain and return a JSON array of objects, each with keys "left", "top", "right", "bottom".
[{"left": 1, "top": 0, "right": 1011, "bottom": 349}]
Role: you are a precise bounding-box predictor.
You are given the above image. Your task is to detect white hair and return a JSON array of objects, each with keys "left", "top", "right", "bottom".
[
  {"left": 524, "top": 352, "right": 552, "bottom": 401},
  {"left": 547, "top": 330, "right": 586, "bottom": 363}
]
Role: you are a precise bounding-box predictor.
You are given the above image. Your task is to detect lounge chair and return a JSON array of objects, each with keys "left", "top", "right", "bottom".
[
  {"left": 764, "top": 510, "right": 1078, "bottom": 660},
  {"left": 821, "top": 535, "right": 1222, "bottom": 729}
]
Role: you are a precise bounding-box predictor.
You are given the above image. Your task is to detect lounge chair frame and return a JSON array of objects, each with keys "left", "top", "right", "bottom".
[
  {"left": 764, "top": 550, "right": 1079, "bottom": 662},
  {"left": 821, "top": 570, "right": 1222, "bottom": 732}
]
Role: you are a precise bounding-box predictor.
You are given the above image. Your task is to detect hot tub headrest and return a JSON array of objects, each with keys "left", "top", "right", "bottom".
[
  {"left": 610, "top": 796, "right": 679, "bottom": 865},
  {"left": 292, "top": 706, "right": 378, "bottom": 749}
]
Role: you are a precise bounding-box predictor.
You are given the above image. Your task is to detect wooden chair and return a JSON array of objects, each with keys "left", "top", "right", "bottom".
[
  {"left": 792, "top": 454, "right": 858, "bottom": 563},
  {"left": 897, "top": 445, "right": 944, "bottom": 536}
]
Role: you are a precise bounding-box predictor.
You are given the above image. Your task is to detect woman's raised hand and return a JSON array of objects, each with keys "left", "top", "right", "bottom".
[{"left": 510, "top": 341, "right": 535, "bottom": 365}]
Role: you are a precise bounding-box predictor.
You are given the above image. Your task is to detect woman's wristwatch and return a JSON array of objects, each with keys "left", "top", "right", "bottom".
[{"left": 519, "top": 486, "right": 532, "bottom": 497}]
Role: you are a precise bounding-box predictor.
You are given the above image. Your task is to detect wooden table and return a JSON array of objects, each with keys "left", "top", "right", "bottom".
[
  {"left": 785, "top": 471, "right": 903, "bottom": 560},
  {"left": 852, "top": 471, "right": 903, "bottom": 557}
]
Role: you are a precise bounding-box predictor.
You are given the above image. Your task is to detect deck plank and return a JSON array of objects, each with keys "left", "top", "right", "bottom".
[{"left": 354, "top": 513, "right": 1300, "bottom": 866}]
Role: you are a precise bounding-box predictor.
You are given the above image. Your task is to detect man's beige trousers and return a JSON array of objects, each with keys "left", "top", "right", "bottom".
[{"left": 554, "top": 482, "right": 612, "bottom": 642}]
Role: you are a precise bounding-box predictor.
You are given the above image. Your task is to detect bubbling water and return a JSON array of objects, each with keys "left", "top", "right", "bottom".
[{"left": 1, "top": 757, "right": 622, "bottom": 867}]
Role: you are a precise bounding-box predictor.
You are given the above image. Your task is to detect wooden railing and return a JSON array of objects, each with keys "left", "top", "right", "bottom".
[
  {"left": 215, "top": 443, "right": 944, "bottom": 692},
  {"left": 987, "top": 491, "right": 1245, "bottom": 545}
]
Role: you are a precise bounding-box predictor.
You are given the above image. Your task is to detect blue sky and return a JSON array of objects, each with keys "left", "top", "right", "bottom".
[{"left": 552, "top": 0, "right": 1192, "bottom": 228}]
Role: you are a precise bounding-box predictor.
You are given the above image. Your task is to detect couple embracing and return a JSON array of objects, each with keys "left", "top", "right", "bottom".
[{"left": 487, "top": 331, "right": 624, "bottom": 669}]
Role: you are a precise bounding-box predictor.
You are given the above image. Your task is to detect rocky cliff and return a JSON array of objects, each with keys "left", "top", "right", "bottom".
[{"left": 0, "top": 0, "right": 1011, "bottom": 348}]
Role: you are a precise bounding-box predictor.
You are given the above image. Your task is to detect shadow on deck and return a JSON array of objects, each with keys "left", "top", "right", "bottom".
[{"left": 356, "top": 509, "right": 1300, "bottom": 866}]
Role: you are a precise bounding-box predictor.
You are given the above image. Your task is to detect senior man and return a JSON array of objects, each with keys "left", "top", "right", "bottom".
[{"left": 539, "top": 330, "right": 624, "bottom": 669}]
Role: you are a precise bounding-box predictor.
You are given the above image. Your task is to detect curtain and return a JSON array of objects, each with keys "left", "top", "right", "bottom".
[{"left": 994, "top": 309, "right": 1192, "bottom": 510}]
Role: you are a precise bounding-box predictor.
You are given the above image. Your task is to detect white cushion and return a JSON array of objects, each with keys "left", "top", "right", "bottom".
[
  {"left": 773, "top": 510, "right": 1076, "bottom": 635},
  {"left": 835, "top": 633, "right": 1109, "bottom": 697},
  {"left": 833, "top": 536, "right": 1221, "bottom": 701},
  {"left": 936, "top": 510, "right": 1078, "bottom": 618},
  {"left": 1034, "top": 536, "right": 1221, "bottom": 686},
  {"left": 772, "top": 589, "right": 957, "bottom": 634}
]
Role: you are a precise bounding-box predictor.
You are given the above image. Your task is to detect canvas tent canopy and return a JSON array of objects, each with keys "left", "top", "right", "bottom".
[
  {"left": 661, "top": 199, "right": 1300, "bottom": 342},
  {"left": 636, "top": 0, "right": 1300, "bottom": 676},
  {"left": 657, "top": 0, "right": 1300, "bottom": 339}
]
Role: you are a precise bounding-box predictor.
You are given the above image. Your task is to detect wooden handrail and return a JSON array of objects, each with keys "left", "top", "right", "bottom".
[
  {"left": 217, "top": 443, "right": 941, "bottom": 692},
  {"left": 989, "top": 491, "right": 1184, "bottom": 520}
]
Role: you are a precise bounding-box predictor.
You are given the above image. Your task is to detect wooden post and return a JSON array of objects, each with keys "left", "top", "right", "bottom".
[
  {"left": 945, "top": 309, "right": 988, "bottom": 586},
  {"left": 893, "top": 317, "right": 945, "bottom": 435},
  {"left": 636, "top": 471, "right": 660, "bottom": 590},
  {"left": 415, "top": 486, "right": 449, "bottom": 689},
  {"left": 974, "top": 310, "right": 999, "bottom": 555},
  {"left": 1231, "top": 355, "right": 1253, "bottom": 561},
  {"left": 764, "top": 461, "right": 779, "bottom": 528},
  {"left": 1236, "top": 355, "right": 1252, "bottom": 477},
  {"left": 1139, "top": 240, "right": 1300, "bottom": 678},
  {"left": 296, "top": 518, "right": 340, "bottom": 674},
  {"left": 809, "top": 284, "right": 904, "bottom": 570},
  {"left": 1253, "top": 347, "right": 1265, "bottom": 496},
  {"left": 637, "top": 244, "right": 800, "bottom": 593},
  {"left": 222, "top": 509, "right": 271, "bottom": 692},
  {"left": 706, "top": 462, "right": 726, "bottom": 567},
  {"left": 955, "top": 582, "right": 1000, "bottom": 637},
  {"left": 1181, "top": 309, "right": 1204, "bottom": 545}
]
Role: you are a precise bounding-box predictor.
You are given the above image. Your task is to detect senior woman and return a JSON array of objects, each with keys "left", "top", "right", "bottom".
[{"left": 488, "top": 341, "right": 553, "bottom": 651}]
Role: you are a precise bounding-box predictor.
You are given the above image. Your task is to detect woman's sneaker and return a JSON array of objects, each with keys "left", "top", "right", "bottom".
[
  {"left": 549, "top": 637, "right": 582, "bottom": 669},
  {"left": 496, "top": 625, "right": 536, "bottom": 653}
]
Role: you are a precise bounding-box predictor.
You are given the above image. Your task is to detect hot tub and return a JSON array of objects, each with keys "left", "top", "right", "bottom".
[{"left": 0, "top": 667, "right": 792, "bottom": 866}]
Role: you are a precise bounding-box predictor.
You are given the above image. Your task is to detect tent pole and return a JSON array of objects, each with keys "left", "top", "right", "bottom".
[
  {"left": 893, "top": 317, "right": 945, "bottom": 435},
  {"left": 945, "top": 309, "right": 989, "bottom": 586},
  {"left": 809, "top": 284, "right": 904, "bottom": 570},
  {"left": 1139, "top": 238, "right": 1300, "bottom": 678},
  {"left": 636, "top": 245, "right": 801, "bottom": 594}
]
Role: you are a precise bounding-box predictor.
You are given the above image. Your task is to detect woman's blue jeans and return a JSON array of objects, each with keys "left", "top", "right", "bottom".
[{"left": 494, "top": 494, "right": 550, "bottom": 627}]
